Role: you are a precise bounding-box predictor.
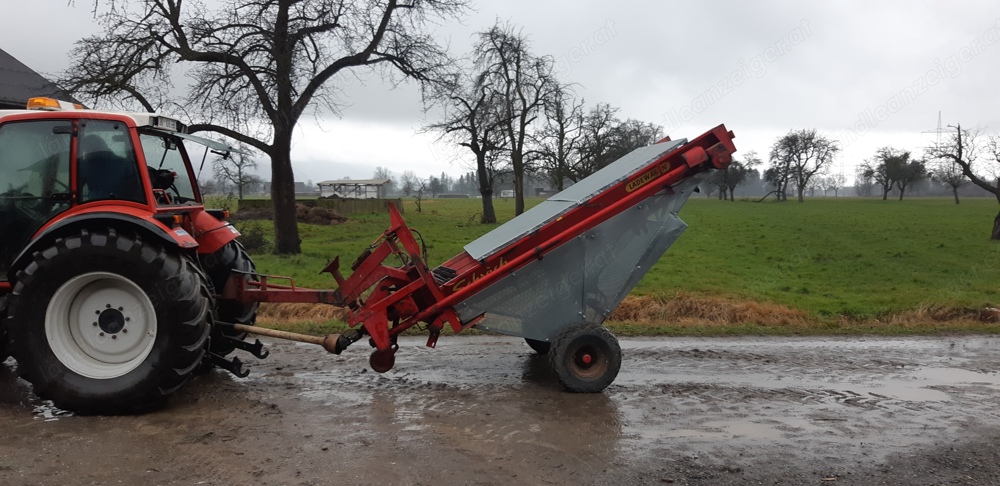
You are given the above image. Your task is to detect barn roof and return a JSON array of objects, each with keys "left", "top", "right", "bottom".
[
  {"left": 0, "top": 48, "right": 78, "bottom": 110},
  {"left": 318, "top": 179, "right": 390, "bottom": 186}
]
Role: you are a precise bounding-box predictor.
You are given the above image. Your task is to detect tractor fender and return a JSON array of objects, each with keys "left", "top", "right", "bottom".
[
  {"left": 190, "top": 209, "right": 241, "bottom": 255},
  {"left": 9, "top": 211, "right": 198, "bottom": 279}
]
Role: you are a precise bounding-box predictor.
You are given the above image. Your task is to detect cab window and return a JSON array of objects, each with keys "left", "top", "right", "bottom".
[
  {"left": 77, "top": 120, "right": 145, "bottom": 204},
  {"left": 0, "top": 120, "right": 72, "bottom": 277},
  {"left": 139, "top": 131, "right": 197, "bottom": 205}
]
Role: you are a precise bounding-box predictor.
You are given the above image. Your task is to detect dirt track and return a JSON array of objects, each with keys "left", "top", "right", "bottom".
[{"left": 4, "top": 335, "right": 1000, "bottom": 485}]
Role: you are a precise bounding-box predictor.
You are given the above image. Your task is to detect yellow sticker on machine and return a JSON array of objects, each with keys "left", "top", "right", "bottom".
[{"left": 625, "top": 166, "right": 661, "bottom": 192}]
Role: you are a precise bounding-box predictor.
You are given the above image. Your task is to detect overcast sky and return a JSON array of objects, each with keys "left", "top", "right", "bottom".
[{"left": 3, "top": 1, "right": 1000, "bottom": 184}]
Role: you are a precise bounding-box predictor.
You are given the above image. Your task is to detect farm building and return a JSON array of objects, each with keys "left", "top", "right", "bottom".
[
  {"left": 318, "top": 178, "right": 390, "bottom": 199},
  {"left": 0, "top": 48, "right": 79, "bottom": 109}
]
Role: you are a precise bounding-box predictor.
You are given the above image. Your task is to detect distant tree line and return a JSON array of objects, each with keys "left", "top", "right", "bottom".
[{"left": 732, "top": 123, "right": 1000, "bottom": 240}]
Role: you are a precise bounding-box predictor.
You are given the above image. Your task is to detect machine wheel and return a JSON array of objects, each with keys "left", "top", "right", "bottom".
[
  {"left": 549, "top": 324, "right": 621, "bottom": 393},
  {"left": 524, "top": 338, "right": 551, "bottom": 355},
  {"left": 201, "top": 240, "right": 259, "bottom": 355},
  {"left": 7, "top": 228, "right": 211, "bottom": 414}
]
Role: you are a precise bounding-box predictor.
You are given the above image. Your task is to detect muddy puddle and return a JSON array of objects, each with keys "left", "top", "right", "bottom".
[{"left": 4, "top": 335, "right": 1000, "bottom": 484}]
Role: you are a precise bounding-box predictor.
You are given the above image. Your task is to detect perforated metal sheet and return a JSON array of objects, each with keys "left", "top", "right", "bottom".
[{"left": 463, "top": 139, "right": 686, "bottom": 261}]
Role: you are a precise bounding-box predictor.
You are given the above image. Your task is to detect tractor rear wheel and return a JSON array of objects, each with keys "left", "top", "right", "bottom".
[
  {"left": 7, "top": 228, "right": 211, "bottom": 414},
  {"left": 549, "top": 324, "right": 621, "bottom": 393},
  {"left": 0, "top": 298, "right": 8, "bottom": 362},
  {"left": 201, "top": 240, "right": 259, "bottom": 356}
]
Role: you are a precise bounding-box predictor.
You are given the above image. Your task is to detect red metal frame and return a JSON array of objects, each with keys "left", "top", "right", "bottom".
[{"left": 225, "top": 124, "right": 737, "bottom": 354}]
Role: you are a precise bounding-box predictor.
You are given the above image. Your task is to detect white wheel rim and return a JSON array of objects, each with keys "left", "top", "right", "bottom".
[{"left": 45, "top": 272, "right": 157, "bottom": 379}]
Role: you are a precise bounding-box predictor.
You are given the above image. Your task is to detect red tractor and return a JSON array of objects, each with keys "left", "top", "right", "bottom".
[{"left": 0, "top": 98, "right": 259, "bottom": 414}]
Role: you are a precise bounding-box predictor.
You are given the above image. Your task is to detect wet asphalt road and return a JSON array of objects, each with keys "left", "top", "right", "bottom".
[{"left": 3, "top": 335, "right": 1000, "bottom": 485}]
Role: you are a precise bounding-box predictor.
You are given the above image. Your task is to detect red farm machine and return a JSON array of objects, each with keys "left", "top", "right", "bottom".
[{"left": 0, "top": 97, "right": 736, "bottom": 414}]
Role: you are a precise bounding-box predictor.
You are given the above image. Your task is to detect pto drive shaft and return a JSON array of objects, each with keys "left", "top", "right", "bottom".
[{"left": 232, "top": 324, "right": 356, "bottom": 354}]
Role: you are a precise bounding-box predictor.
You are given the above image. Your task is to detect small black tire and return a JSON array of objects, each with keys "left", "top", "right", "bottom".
[
  {"left": 549, "top": 324, "right": 621, "bottom": 393},
  {"left": 6, "top": 228, "right": 211, "bottom": 414},
  {"left": 525, "top": 338, "right": 551, "bottom": 355},
  {"left": 200, "top": 240, "right": 258, "bottom": 356}
]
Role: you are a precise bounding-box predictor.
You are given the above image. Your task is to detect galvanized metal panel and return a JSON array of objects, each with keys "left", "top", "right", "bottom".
[
  {"left": 463, "top": 139, "right": 687, "bottom": 261},
  {"left": 455, "top": 173, "right": 708, "bottom": 340}
]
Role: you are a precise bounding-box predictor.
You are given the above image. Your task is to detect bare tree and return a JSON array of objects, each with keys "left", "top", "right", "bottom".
[
  {"left": 475, "top": 21, "right": 555, "bottom": 215},
  {"left": 822, "top": 173, "right": 846, "bottom": 197},
  {"left": 929, "top": 124, "right": 1000, "bottom": 237},
  {"left": 763, "top": 162, "right": 791, "bottom": 202},
  {"left": 723, "top": 150, "right": 762, "bottom": 200},
  {"left": 861, "top": 150, "right": 895, "bottom": 200},
  {"left": 425, "top": 68, "right": 507, "bottom": 223},
  {"left": 574, "top": 103, "right": 620, "bottom": 181},
  {"left": 400, "top": 170, "right": 419, "bottom": 197},
  {"left": 537, "top": 83, "right": 584, "bottom": 191},
  {"left": 571, "top": 104, "right": 662, "bottom": 182},
  {"left": 61, "top": 0, "right": 466, "bottom": 254},
  {"left": 213, "top": 149, "right": 262, "bottom": 200},
  {"left": 892, "top": 157, "right": 927, "bottom": 201},
  {"left": 931, "top": 157, "right": 969, "bottom": 204},
  {"left": 413, "top": 177, "right": 428, "bottom": 213},
  {"left": 854, "top": 165, "right": 875, "bottom": 197},
  {"left": 373, "top": 166, "right": 395, "bottom": 198},
  {"left": 769, "top": 129, "right": 839, "bottom": 203}
]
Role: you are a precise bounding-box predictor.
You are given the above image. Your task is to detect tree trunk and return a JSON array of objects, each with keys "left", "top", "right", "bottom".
[
  {"left": 993, "top": 210, "right": 1000, "bottom": 240},
  {"left": 882, "top": 187, "right": 889, "bottom": 200},
  {"left": 511, "top": 151, "right": 525, "bottom": 215},
  {"left": 797, "top": 185, "right": 804, "bottom": 203},
  {"left": 270, "top": 132, "right": 301, "bottom": 254},
  {"left": 479, "top": 187, "right": 496, "bottom": 224},
  {"left": 953, "top": 187, "right": 960, "bottom": 205},
  {"left": 898, "top": 187, "right": 905, "bottom": 201},
  {"left": 476, "top": 153, "right": 496, "bottom": 224}
]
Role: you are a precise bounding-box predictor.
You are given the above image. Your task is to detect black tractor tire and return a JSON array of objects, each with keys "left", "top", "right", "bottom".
[
  {"left": 525, "top": 338, "right": 551, "bottom": 355},
  {"left": 0, "top": 297, "right": 8, "bottom": 362},
  {"left": 6, "top": 228, "right": 211, "bottom": 414},
  {"left": 200, "top": 240, "right": 258, "bottom": 356},
  {"left": 549, "top": 324, "right": 622, "bottom": 393}
]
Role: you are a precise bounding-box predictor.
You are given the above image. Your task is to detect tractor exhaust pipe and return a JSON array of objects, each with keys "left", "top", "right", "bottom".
[{"left": 231, "top": 324, "right": 353, "bottom": 354}]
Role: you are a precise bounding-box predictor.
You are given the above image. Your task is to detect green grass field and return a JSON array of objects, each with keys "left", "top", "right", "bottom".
[{"left": 236, "top": 196, "right": 1000, "bottom": 332}]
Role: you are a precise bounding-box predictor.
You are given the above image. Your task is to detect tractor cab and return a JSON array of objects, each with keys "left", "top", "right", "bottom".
[{"left": 0, "top": 98, "right": 238, "bottom": 278}]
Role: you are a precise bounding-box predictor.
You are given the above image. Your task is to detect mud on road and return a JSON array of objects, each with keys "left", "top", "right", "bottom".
[{"left": 4, "top": 335, "right": 1000, "bottom": 485}]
